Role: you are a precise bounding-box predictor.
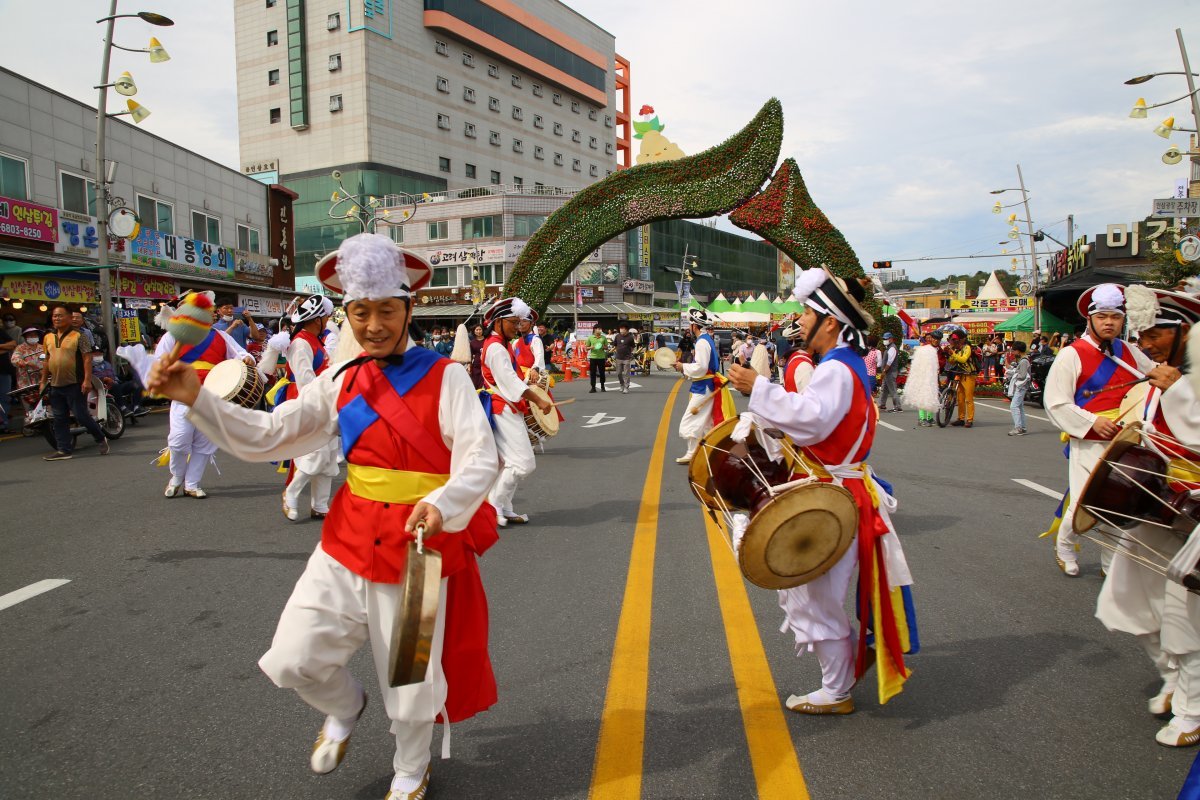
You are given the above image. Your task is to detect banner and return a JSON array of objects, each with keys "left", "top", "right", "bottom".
[
  {"left": 1, "top": 275, "right": 99, "bottom": 303},
  {"left": 423, "top": 245, "right": 505, "bottom": 266},
  {"left": 116, "top": 309, "right": 140, "bottom": 344},
  {"left": 622, "top": 279, "right": 655, "bottom": 293},
  {"left": 55, "top": 211, "right": 130, "bottom": 261},
  {"left": 130, "top": 227, "right": 235, "bottom": 279},
  {"left": 109, "top": 271, "right": 177, "bottom": 300},
  {"left": 0, "top": 195, "right": 57, "bottom": 244},
  {"left": 239, "top": 293, "right": 285, "bottom": 316},
  {"left": 951, "top": 296, "right": 1032, "bottom": 313}
]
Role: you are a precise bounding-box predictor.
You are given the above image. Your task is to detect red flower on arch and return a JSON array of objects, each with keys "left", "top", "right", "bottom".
[{"left": 638, "top": 104, "right": 655, "bottom": 116}]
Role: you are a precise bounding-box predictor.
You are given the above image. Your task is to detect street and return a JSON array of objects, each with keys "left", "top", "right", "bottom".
[{"left": 0, "top": 369, "right": 1193, "bottom": 800}]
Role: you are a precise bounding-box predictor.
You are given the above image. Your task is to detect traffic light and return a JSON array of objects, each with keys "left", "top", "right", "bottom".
[{"left": 872, "top": 261, "right": 893, "bottom": 269}]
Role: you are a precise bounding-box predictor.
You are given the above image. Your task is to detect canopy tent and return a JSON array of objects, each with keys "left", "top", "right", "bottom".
[
  {"left": 977, "top": 271, "right": 1009, "bottom": 301},
  {"left": 670, "top": 297, "right": 704, "bottom": 311},
  {"left": 993, "top": 307, "right": 1075, "bottom": 334},
  {"left": 706, "top": 292, "right": 734, "bottom": 313},
  {"left": 740, "top": 292, "right": 775, "bottom": 314},
  {"left": 716, "top": 311, "right": 772, "bottom": 323}
]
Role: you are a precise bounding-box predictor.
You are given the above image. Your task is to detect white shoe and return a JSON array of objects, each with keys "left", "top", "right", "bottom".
[
  {"left": 184, "top": 488, "right": 208, "bottom": 499},
  {"left": 675, "top": 454, "right": 693, "bottom": 464},
  {"left": 1156, "top": 718, "right": 1200, "bottom": 747},
  {"left": 496, "top": 514, "right": 508, "bottom": 528},
  {"left": 282, "top": 500, "right": 299, "bottom": 521},
  {"left": 164, "top": 482, "right": 182, "bottom": 498},
  {"left": 504, "top": 512, "right": 530, "bottom": 524},
  {"left": 386, "top": 764, "right": 431, "bottom": 799},
  {"left": 1056, "top": 554, "right": 1080, "bottom": 577},
  {"left": 310, "top": 694, "right": 367, "bottom": 774},
  {"left": 1150, "top": 688, "right": 1175, "bottom": 716}
]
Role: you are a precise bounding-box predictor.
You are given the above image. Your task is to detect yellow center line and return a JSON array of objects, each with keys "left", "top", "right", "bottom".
[
  {"left": 588, "top": 379, "right": 681, "bottom": 800},
  {"left": 702, "top": 497, "right": 810, "bottom": 798}
]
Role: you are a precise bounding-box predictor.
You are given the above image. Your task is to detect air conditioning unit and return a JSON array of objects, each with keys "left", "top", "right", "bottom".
[{"left": 329, "top": 95, "right": 343, "bottom": 112}]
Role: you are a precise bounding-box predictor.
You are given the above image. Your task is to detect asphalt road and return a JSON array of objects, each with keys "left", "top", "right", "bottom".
[{"left": 0, "top": 368, "right": 1194, "bottom": 799}]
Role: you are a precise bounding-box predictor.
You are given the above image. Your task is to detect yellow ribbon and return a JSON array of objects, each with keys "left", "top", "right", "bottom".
[
  {"left": 346, "top": 464, "right": 449, "bottom": 505},
  {"left": 1167, "top": 458, "right": 1200, "bottom": 486}
]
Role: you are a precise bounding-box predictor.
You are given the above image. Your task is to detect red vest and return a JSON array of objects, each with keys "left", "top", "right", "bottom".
[
  {"left": 783, "top": 350, "right": 813, "bottom": 394},
  {"left": 513, "top": 334, "right": 536, "bottom": 372},
  {"left": 803, "top": 361, "right": 875, "bottom": 467},
  {"left": 1071, "top": 338, "right": 1141, "bottom": 440},
  {"left": 282, "top": 329, "right": 329, "bottom": 402},
  {"left": 481, "top": 334, "right": 526, "bottom": 414},
  {"left": 185, "top": 331, "right": 231, "bottom": 385}
]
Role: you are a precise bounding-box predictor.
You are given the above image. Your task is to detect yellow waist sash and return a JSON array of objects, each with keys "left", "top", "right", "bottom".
[
  {"left": 1061, "top": 407, "right": 1122, "bottom": 443},
  {"left": 1167, "top": 458, "right": 1200, "bottom": 486},
  {"left": 346, "top": 464, "right": 449, "bottom": 505}
]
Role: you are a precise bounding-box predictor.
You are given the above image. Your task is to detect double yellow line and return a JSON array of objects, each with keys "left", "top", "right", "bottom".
[{"left": 589, "top": 382, "right": 808, "bottom": 799}]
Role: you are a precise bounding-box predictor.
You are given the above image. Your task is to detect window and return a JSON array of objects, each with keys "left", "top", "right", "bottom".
[
  {"left": 488, "top": 96, "right": 500, "bottom": 112},
  {"left": 571, "top": 129, "right": 581, "bottom": 143},
  {"left": 552, "top": 92, "right": 562, "bottom": 105},
  {"left": 478, "top": 263, "right": 504, "bottom": 285},
  {"left": 330, "top": 94, "right": 343, "bottom": 112},
  {"left": 60, "top": 171, "right": 96, "bottom": 216},
  {"left": 553, "top": 122, "right": 562, "bottom": 136},
  {"left": 512, "top": 106, "right": 523, "bottom": 121},
  {"left": 463, "top": 214, "right": 501, "bottom": 239},
  {"left": 605, "top": 114, "right": 613, "bottom": 128},
  {"left": 511, "top": 74, "right": 522, "bottom": 88},
  {"left": 513, "top": 176, "right": 523, "bottom": 187},
  {"left": 438, "top": 157, "right": 451, "bottom": 173},
  {"left": 327, "top": 12, "right": 340, "bottom": 30},
  {"left": 572, "top": 158, "right": 581, "bottom": 172},
  {"left": 463, "top": 86, "right": 476, "bottom": 103},
  {"left": 435, "top": 40, "right": 448, "bottom": 56},
  {"left": 571, "top": 100, "right": 580, "bottom": 114},
  {"left": 605, "top": 142, "right": 614, "bottom": 155},
  {"left": 192, "top": 211, "right": 221, "bottom": 244},
  {"left": 267, "top": 30, "right": 279, "bottom": 46},
  {"left": 431, "top": 265, "right": 458, "bottom": 288},
  {"left": 533, "top": 145, "right": 544, "bottom": 160},
  {"left": 489, "top": 130, "right": 500, "bottom": 146},
  {"left": 490, "top": 170, "right": 500, "bottom": 185},
  {"left": 512, "top": 139, "right": 523, "bottom": 153},
  {"left": 487, "top": 63, "right": 499, "bottom": 78},
  {"left": 589, "top": 164, "right": 598, "bottom": 177},
  {"left": 268, "top": 69, "right": 280, "bottom": 85},
  {"left": 533, "top": 113, "right": 543, "bottom": 129},
  {"left": 436, "top": 75, "right": 449, "bottom": 93},
  {"left": 588, "top": 108, "right": 597, "bottom": 121},
  {"left": 514, "top": 215, "right": 546, "bottom": 237},
  {"left": 266, "top": 0, "right": 276, "bottom": 6},
  {"left": 589, "top": 136, "right": 598, "bottom": 149},
  {"left": 137, "top": 194, "right": 173, "bottom": 234},
  {"left": 385, "top": 223, "right": 404, "bottom": 244},
  {"left": 553, "top": 152, "right": 563, "bottom": 166},
  {"left": 269, "top": 107, "right": 281, "bottom": 124},
  {"left": 532, "top": 83, "right": 543, "bottom": 97},
  {"left": 437, "top": 113, "right": 450, "bottom": 129},
  {"left": 427, "top": 220, "right": 449, "bottom": 241},
  {"left": 328, "top": 54, "right": 341, "bottom": 71},
  {"left": 464, "top": 121, "right": 476, "bottom": 138},
  {"left": 535, "top": 182, "right": 544, "bottom": 190},
  {"left": 462, "top": 52, "right": 474, "bottom": 67},
  {"left": 237, "top": 224, "right": 261, "bottom": 253},
  {"left": 0, "top": 153, "right": 29, "bottom": 200},
  {"left": 465, "top": 163, "right": 476, "bottom": 179}
]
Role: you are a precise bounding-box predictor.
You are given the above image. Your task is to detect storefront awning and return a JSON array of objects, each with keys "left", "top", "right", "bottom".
[{"left": 0, "top": 257, "right": 103, "bottom": 275}]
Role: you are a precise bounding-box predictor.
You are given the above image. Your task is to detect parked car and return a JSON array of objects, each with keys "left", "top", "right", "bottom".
[{"left": 653, "top": 332, "right": 683, "bottom": 352}]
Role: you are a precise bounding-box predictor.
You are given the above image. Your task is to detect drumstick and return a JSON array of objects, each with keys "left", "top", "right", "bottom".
[
  {"left": 690, "top": 391, "right": 718, "bottom": 415},
  {"left": 550, "top": 398, "right": 576, "bottom": 407},
  {"left": 1082, "top": 377, "right": 1149, "bottom": 399},
  {"left": 163, "top": 293, "right": 215, "bottom": 367}
]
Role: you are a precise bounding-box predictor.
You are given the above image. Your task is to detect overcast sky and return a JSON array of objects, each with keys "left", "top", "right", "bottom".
[{"left": 1, "top": 1, "right": 1196, "bottom": 281}]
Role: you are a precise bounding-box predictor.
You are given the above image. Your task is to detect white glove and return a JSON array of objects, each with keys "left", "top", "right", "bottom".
[{"left": 267, "top": 331, "right": 291, "bottom": 353}]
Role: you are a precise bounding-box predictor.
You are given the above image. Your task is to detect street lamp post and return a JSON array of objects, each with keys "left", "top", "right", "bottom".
[
  {"left": 990, "top": 165, "right": 1040, "bottom": 330},
  {"left": 94, "top": 2, "right": 172, "bottom": 356},
  {"left": 1126, "top": 28, "right": 1200, "bottom": 197},
  {"left": 676, "top": 246, "right": 698, "bottom": 334}
]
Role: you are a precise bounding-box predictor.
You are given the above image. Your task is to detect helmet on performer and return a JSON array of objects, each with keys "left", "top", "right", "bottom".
[
  {"left": 484, "top": 297, "right": 532, "bottom": 328},
  {"left": 687, "top": 307, "right": 714, "bottom": 328},
  {"left": 290, "top": 294, "right": 328, "bottom": 326}
]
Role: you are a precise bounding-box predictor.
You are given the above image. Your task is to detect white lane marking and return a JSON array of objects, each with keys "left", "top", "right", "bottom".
[
  {"left": 0, "top": 579, "right": 71, "bottom": 612},
  {"left": 603, "top": 380, "right": 643, "bottom": 390},
  {"left": 1012, "top": 478, "right": 1063, "bottom": 499},
  {"left": 877, "top": 419, "right": 904, "bottom": 432},
  {"left": 582, "top": 412, "right": 626, "bottom": 428},
  {"left": 975, "top": 400, "right": 1051, "bottom": 423}
]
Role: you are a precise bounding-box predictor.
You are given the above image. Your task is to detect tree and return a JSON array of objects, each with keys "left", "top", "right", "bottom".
[
  {"left": 1142, "top": 227, "right": 1200, "bottom": 288},
  {"left": 918, "top": 277, "right": 941, "bottom": 287},
  {"left": 884, "top": 279, "right": 917, "bottom": 291}
]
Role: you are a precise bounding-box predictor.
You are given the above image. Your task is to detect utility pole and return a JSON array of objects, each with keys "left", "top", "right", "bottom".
[{"left": 1016, "top": 164, "right": 1040, "bottom": 331}]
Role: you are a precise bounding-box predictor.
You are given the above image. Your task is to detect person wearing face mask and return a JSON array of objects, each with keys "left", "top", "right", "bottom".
[{"left": 214, "top": 299, "right": 267, "bottom": 349}]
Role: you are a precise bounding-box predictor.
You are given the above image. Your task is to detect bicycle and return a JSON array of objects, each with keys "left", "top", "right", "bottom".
[{"left": 935, "top": 370, "right": 966, "bottom": 428}]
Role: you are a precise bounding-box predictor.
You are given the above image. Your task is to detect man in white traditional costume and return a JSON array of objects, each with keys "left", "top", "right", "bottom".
[
  {"left": 147, "top": 233, "right": 501, "bottom": 800},
  {"left": 904, "top": 332, "right": 941, "bottom": 427},
  {"left": 674, "top": 308, "right": 722, "bottom": 464}
]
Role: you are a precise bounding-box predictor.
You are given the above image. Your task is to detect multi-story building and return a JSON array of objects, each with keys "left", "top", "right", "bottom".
[
  {"left": 639, "top": 219, "right": 781, "bottom": 306},
  {"left": 0, "top": 68, "right": 296, "bottom": 334},
  {"left": 234, "top": 0, "right": 632, "bottom": 278}
]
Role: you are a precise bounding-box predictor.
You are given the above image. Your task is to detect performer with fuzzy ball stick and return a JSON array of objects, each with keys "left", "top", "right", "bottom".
[{"left": 148, "top": 233, "right": 500, "bottom": 800}]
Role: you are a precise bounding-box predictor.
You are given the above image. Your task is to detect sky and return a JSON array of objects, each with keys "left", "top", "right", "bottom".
[{"left": 1, "top": 1, "right": 1197, "bottom": 282}]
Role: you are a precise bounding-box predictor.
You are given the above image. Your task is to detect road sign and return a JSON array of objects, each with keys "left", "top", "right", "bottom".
[
  {"left": 1179, "top": 235, "right": 1200, "bottom": 263},
  {"left": 1151, "top": 197, "right": 1200, "bottom": 217},
  {"left": 1017, "top": 280, "right": 1032, "bottom": 296}
]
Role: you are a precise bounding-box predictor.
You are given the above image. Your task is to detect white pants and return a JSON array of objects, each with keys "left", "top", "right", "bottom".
[
  {"left": 489, "top": 410, "right": 535, "bottom": 514},
  {"left": 778, "top": 539, "right": 859, "bottom": 696},
  {"left": 678, "top": 390, "right": 714, "bottom": 455},
  {"left": 1057, "top": 438, "right": 1113, "bottom": 570},
  {"left": 259, "top": 546, "right": 449, "bottom": 778},
  {"left": 286, "top": 441, "right": 340, "bottom": 514},
  {"left": 168, "top": 401, "right": 217, "bottom": 490}
]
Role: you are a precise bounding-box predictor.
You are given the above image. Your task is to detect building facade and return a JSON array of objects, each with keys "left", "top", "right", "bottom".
[
  {"left": 234, "top": 0, "right": 631, "bottom": 278},
  {"left": 0, "top": 68, "right": 295, "bottom": 334},
  {"left": 641, "top": 219, "right": 781, "bottom": 304}
]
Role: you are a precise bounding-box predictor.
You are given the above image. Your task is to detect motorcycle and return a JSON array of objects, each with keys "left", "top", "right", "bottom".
[
  {"left": 1026, "top": 351, "right": 1055, "bottom": 408},
  {"left": 11, "top": 376, "right": 125, "bottom": 449}
]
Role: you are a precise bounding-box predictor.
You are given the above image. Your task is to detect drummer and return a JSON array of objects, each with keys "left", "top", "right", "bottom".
[
  {"left": 514, "top": 307, "right": 564, "bottom": 428},
  {"left": 727, "top": 268, "right": 916, "bottom": 715},
  {"left": 146, "top": 232, "right": 501, "bottom": 800},
  {"left": 1043, "top": 284, "right": 1169, "bottom": 577},
  {"left": 257, "top": 294, "right": 341, "bottom": 521},
  {"left": 481, "top": 297, "right": 553, "bottom": 526},
  {"left": 1094, "top": 283, "right": 1197, "bottom": 746},
  {"left": 780, "top": 315, "right": 814, "bottom": 393},
  {"left": 674, "top": 307, "right": 724, "bottom": 464}
]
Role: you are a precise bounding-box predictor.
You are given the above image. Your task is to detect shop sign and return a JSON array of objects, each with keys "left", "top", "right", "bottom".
[
  {"left": 55, "top": 211, "right": 129, "bottom": 260},
  {"left": 639, "top": 225, "right": 650, "bottom": 273},
  {"left": 424, "top": 245, "right": 505, "bottom": 266},
  {"left": 116, "top": 309, "right": 140, "bottom": 344},
  {"left": 0, "top": 275, "right": 99, "bottom": 303},
  {"left": 953, "top": 297, "right": 1032, "bottom": 312},
  {"left": 239, "top": 294, "right": 284, "bottom": 317},
  {"left": 577, "top": 263, "right": 619, "bottom": 285},
  {"left": 622, "top": 279, "right": 655, "bottom": 293},
  {"left": 130, "top": 227, "right": 235, "bottom": 279},
  {"left": 268, "top": 186, "right": 295, "bottom": 275},
  {"left": 125, "top": 298, "right": 154, "bottom": 309},
  {"left": 109, "top": 271, "right": 177, "bottom": 300},
  {"left": 0, "top": 195, "right": 58, "bottom": 243},
  {"left": 1099, "top": 219, "right": 1173, "bottom": 258},
  {"left": 234, "top": 250, "right": 274, "bottom": 279}
]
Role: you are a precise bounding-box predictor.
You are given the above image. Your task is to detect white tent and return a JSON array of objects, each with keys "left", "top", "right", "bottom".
[{"left": 977, "top": 271, "right": 1008, "bottom": 301}]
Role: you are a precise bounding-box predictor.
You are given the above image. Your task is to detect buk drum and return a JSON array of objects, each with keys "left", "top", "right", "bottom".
[
  {"left": 524, "top": 385, "right": 559, "bottom": 445},
  {"left": 689, "top": 417, "right": 858, "bottom": 590},
  {"left": 653, "top": 348, "right": 678, "bottom": 370},
  {"left": 202, "top": 359, "right": 266, "bottom": 409}
]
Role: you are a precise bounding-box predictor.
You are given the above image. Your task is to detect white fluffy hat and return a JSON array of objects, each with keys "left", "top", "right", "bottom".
[{"left": 315, "top": 233, "right": 432, "bottom": 301}]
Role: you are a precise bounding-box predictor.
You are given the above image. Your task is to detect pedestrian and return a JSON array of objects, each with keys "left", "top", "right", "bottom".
[
  {"left": 12, "top": 326, "right": 44, "bottom": 421},
  {"left": 946, "top": 330, "right": 977, "bottom": 427},
  {"left": 904, "top": 333, "right": 940, "bottom": 426},
  {"left": 90, "top": 349, "right": 143, "bottom": 415},
  {"left": 213, "top": 299, "right": 267, "bottom": 348},
  {"left": 146, "top": 232, "right": 501, "bottom": 799},
  {"left": 877, "top": 332, "right": 902, "bottom": 412},
  {"left": 587, "top": 325, "right": 608, "bottom": 392},
  {"left": 468, "top": 323, "right": 485, "bottom": 389},
  {"left": 2, "top": 312, "right": 20, "bottom": 346},
  {"left": 69, "top": 310, "right": 96, "bottom": 355},
  {"left": 1006, "top": 340, "right": 1031, "bottom": 436},
  {"left": 0, "top": 315, "right": 16, "bottom": 433},
  {"left": 862, "top": 334, "right": 879, "bottom": 394},
  {"left": 612, "top": 322, "right": 636, "bottom": 393},
  {"left": 39, "top": 304, "right": 109, "bottom": 460}
]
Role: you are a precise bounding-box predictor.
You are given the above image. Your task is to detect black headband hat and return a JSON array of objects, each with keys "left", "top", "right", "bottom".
[{"left": 791, "top": 267, "right": 874, "bottom": 349}]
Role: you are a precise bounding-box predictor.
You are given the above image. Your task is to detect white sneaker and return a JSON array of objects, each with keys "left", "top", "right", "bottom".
[
  {"left": 310, "top": 694, "right": 367, "bottom": 774},
  {"left": 496, "top": 513, "right": 508, "bottom": 528},
  {"left": 1156, "top": 718, "right": 1200, "bottom": 747},
  {"left": 164, "top": 482, "right": 182, "bottom": 498},
  {"left": 1150, "top": 688, "right": 1175, "bottom": 716},
  {"left": 1056, "top": 554, "right": 1080, "bottom": 577},
  {"left": 184, "top": 488, "right": 208, "bottom": 499},
  {"left": 282, "top": 500, "right": 299, "bottom": 521},
  {"left": 386, "top": 764, "right": 431, "bottom": 799},
  {"left": 675, "top": 454, "right": 693, "bottom": 464}
]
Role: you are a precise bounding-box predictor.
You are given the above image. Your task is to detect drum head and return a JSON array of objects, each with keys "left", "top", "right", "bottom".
[
  {"left": 527, "top": 385, "right": 559, "bottom": 436},
  {"left": 654, "top": 348, "right": 677, "bottom": 369},
  {"left": 1073, "top": 422, "right": 1155, "bottom": 533},
  {"left": 740, "top": 482, "right": 858, "bottom": 590},
  {"left": 201, "top": 360, "right": 245, "bottom": 402}
]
